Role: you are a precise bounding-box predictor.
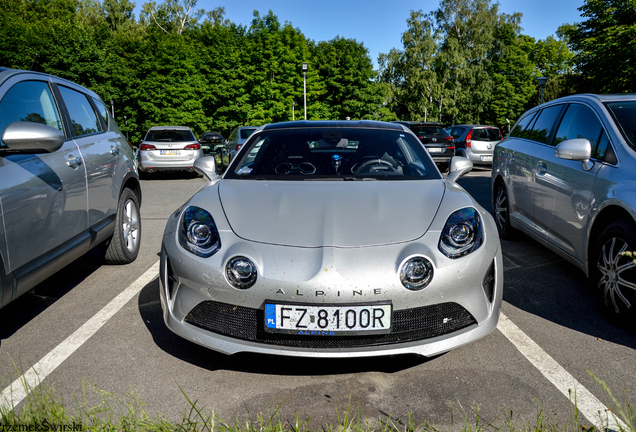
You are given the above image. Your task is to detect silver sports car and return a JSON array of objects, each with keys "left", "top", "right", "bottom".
[{"left": 160, "top": 121, "right": 503, "bottom": 358}]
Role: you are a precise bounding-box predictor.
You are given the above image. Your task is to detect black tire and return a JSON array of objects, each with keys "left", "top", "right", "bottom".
[
  {"left": 103, "top": 188, "right": 141, "bottom": 264},
  {"left": 493, "top": 182, "right": 516, "bottom": 240},
  {"left": 437, "top": 162, "right": 449, "bottom": 173},
  {"left": 592, "top": 220, "right": 636, "bottom": 326}
]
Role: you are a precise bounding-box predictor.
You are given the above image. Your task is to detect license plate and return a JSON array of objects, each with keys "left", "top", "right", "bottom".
[
  {"left": 160, "top": 150, "right": 180, "bottom": 155},
  {"left": 481, "top": 155, "right": 493, "bottom": 161},
  {"left": 427, "top": 147, "right": 444, "bottom": 153},
  {"left": 264, "top": 302, "right": 392, "bottom": 336}
]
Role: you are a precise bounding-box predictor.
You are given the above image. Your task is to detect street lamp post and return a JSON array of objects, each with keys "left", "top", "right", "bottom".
[
  {"left": 302, "top": 62, "right": 308, "bottom": 120},
  {"left": 292, "top": 101, "right": 295, "bottom": 121},
  {"left": 537, "top": 76, "right": 548, "bottom": 104}
]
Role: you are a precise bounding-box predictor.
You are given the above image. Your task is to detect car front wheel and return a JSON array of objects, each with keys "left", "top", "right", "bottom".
[
  {"left": 103, "top": 188, "right": 141, "bottom": 264},
  {"left": 593, "top": 219, "right": 636, "bottom": 326}
]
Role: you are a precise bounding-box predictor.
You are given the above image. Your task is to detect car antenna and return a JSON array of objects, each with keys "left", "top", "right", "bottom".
[{"left": 29, "top": 52, "right": 39, "bottom": 71}]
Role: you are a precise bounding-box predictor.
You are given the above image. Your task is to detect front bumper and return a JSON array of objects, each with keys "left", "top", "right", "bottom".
[{"left": 159, "top": 217, "right": 503, "bottom": 358}]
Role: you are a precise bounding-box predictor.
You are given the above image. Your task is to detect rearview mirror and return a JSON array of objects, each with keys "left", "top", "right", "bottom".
[
  {"left": 194, "top": 156, "right": 220, "bottom": 181},
  {"left": 446, "top": 156, "right": 473, "bottom": 181},
  {"left": 555, "top": 138, "right": 594, "bottom": 171}
]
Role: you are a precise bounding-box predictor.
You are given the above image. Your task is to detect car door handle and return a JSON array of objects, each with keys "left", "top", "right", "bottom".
[
  {"left": 67, "top": 155, "right": 83, "bottom": 168},
  {"left": 110, "top": 145, "right": 120, "bottom": 156},
  {"left": 536, "top": 162, "right": 547, "bottom": 174}
]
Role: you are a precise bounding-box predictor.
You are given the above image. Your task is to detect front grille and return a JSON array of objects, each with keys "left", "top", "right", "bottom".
[{"left": 184, "top": 301, "right": 477, "bottom": 349}]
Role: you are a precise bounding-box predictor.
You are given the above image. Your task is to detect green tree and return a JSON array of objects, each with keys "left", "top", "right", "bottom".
[
  {"left": 378, "top": 10, "right": 442, "bottom": 122},
  {"left": 561, "top": 0, "right": 636, "bottom": 92},
  {"left": 485, "top": 14, "right": 537, "bottom": 131},
  {"left": 311, "top": 36, "right": 381, "bottom": 120},
  {"left": 531, "top": 35, "right": 574, "bottom": 77}
]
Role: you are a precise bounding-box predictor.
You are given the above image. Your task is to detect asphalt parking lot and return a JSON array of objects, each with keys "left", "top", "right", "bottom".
[{"left": 1, "top": 168, "right": 634, "bottom": 430}]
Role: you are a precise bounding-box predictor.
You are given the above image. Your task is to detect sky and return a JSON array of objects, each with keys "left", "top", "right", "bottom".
[{"left": 136, "top": 0, "right": 585, "bottom": 67}]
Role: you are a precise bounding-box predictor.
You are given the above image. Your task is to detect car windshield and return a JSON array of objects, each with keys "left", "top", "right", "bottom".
[
  {"left": 225, "top": 127, "right": 439, "bottom": 180},
  {"left": 144, "top": 129, "right": 196, "bottom": 142},
  {"left": 604, "top": 101, "right": 636, "bottom": 148}
]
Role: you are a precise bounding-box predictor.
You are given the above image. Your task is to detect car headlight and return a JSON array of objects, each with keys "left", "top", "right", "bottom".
[
  {"left": 399, "top": 256, "right": 434, "bottom": 290},
  {"left": 178, "top": 206, "right": 221, "bottom": 258},
  {"left": 226, "top": 256, "right": 258, "bottom": 289},
  {"left": 438, "top": 207, "right": 483, "bottom": 258}
]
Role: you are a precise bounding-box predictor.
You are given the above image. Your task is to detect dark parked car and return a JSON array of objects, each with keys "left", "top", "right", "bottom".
[
  {"left": 448, "top": 125, "right": 503, "bottom": 167},
  {"left": 0, "top": 67, "right": 142, "bottom": 309},
  {"left": 199, "top": 131, "right": 228, "bottom": 169},
  {"left": 393, "top": 121, "right": 455, "bottom": 171},
  {"left": 492, "top": 93, "right": 636, "bottom": 326}
]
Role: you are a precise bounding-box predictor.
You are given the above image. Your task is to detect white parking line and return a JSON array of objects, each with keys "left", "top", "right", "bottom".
[
  {"left": 0, "top": 261, "right": 160, "bottom": 410},
  {"left": 1, "top": 269, "right": 627, "bottom": 431},
  {"left": 497, "top": 313, "right": 626, "bottom": 430}
]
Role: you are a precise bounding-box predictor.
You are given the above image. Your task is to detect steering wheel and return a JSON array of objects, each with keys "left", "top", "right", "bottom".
[{"left": 353, "top": 158, "right": 400, "bottom": 175}]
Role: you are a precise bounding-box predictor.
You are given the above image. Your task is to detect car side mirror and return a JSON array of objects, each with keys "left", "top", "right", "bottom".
[
  {"left": 194, "top": 156, "right": 220, "bottom": 181},
  {"left": 446, "top": 156, "right": 473, "bottom": 181},
  {"left": 555, "top": 138, "right": 594, "bottom": 171},
  {"left": 2, "top": 121, "right": 65, "bottom": 153}
]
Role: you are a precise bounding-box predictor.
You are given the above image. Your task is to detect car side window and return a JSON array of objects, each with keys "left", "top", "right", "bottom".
[
  {"left": 92, "top": 97, "right": 110, "bottom": 129},
  {"left": 509, "top": 112, "right": 537, "bottom": 139},
  {"left": 526, "top": 104, "right": 564, "bottom": 145},
  {"left": 58, "top": 85, "right": 102, "bottom": 137},
  {"left": 0, "top": 80, "right": 63, "bottom": 146},
  {"left": 554, "top": 104, "right": 604, "bottom": 155}
]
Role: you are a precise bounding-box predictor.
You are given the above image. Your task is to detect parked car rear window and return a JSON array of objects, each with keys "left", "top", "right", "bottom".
[
  {"left": 473, "top": 128, "right": 502, "bottom": 141},
  {"left": 144, "top": 129, "right": 196, "bottom": 142},
  {"left": 604, "top": 101, "right": 636, "bottom": 149},
  {"left": 410, "top": 126, "right": 447, "bottom": 135},
  {"left": 240, "top": 128, "right": 257, "bottom": 139}
]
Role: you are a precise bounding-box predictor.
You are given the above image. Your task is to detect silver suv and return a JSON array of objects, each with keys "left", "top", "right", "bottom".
[
  {"left": 0, "top": 68, "right": 142, "bottom": 309},
  {"left": 492, "top": 93, "right": 636, "bottom": 326}
]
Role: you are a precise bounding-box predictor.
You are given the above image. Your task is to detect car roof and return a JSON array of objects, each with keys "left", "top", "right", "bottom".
[
  {"left": 261, "top": 120, "right": 405, "bottom": 131},
  {"left": 536, "top": 94, "right": 636, "bottom": 109},
  {"left": 0, "top": 67, "right": 102, "bottom": 100},
  {"left": 148, "top": 125, "right": 193, "bottom": 131},
  {"left": 392, "top": 121, "right": 443, "bottom": 126},
  {"left": 451, "top": 124, "right": 500, "bottom": 129}
]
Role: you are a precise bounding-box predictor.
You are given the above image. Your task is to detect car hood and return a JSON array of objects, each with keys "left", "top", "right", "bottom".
[{"left": 218, "top": 180, "right": 445, "bottom": 247}]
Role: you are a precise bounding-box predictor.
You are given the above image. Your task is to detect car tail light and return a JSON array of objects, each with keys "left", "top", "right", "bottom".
[
  {"left": 465, "top": 130, "right": 473, "bottom": 147},
  {"left": 234, "top": 143, "right": 243, "bottom": 152},
  {"left": 140, "top": 144, "right": 156, "bottom": 150},
  {"left": 498, "top": 129, "right": 503, "bottom": 140},
  {"left": 184, "top": 143, "right": 201, "bottom": 150}
]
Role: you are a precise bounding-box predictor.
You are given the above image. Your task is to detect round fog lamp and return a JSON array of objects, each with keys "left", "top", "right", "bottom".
[
  {"left": 226, "top": 256, "right": 258, "bottom": 289},
  {"left": 400, "top": 256, "right": 433, "bottom": 290}
]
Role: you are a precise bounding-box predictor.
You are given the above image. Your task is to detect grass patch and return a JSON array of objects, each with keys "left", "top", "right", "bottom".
[{"left": 0, "top": 373, "right": 633, "bottom": 432}]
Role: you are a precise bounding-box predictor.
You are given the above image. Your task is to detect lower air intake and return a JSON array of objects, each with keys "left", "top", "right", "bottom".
[{"left": 184, "top": 301, "right": 477, "bottom": 349}]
